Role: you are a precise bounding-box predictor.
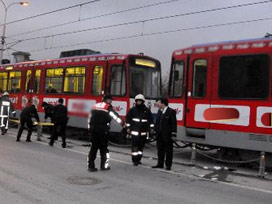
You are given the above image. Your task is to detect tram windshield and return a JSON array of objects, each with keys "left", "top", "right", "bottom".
[{"left": 129, "top": 57, "right": 161, "bottom": 99}]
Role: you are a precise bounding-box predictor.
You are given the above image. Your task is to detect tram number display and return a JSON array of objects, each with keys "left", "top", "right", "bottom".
[{"left": 135, "top": 59, "right": 156, "bottom": 68}]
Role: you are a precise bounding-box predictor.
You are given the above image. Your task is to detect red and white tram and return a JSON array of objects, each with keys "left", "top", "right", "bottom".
[
  {"left": 168, "top": 38, "right": 272, "bottom": 153},
  {"left": 0, "top": 53, "right": 161, "bottom": 132}
]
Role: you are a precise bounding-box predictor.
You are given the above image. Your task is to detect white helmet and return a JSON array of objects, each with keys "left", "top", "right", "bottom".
[
  {"left": 3, "top": 92, "right": 9, "bottom": 96},
  {"left": 135, "top": 94, "right": 145, "bottom": 101}
]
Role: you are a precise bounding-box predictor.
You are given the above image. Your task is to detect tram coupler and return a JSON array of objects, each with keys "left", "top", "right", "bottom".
[
  {"left": 258, "top": 151, "right": 266, "bottom": 178},
  {"left": 191, "top": 143, "right": 196, "bottom": 166}
]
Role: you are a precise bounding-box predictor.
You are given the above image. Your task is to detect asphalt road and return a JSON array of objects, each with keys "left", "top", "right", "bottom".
[{"left": 0, "top": 130, "right": 272, "bottom": 204}]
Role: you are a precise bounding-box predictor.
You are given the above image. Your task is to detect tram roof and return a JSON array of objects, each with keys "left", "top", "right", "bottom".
[
  {"left": 0, "top": 53, "right": 140, "bottom": 69},
  {"left": 173, "top": 37, "right": 272, "bottom": 57}
]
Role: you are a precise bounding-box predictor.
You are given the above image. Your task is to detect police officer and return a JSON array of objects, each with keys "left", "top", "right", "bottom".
[
  {"left": 0, "top": 92, "right": 15, "bottom": 135},
  {"left": 126, "top": 94, "right": 154, "bottom": 166},
  {"left": 49, "top": 98, "right": 68, "bottom": 148},
  {"left": 87, "top": 95, "right": 123, "bottom": 172},
  {"left": 152, "top": 98, "right": 177, "bottom": 171},
  {"left": 41, "top": 102, "right": 55, "bottom": 122},
  {"left": 16, "top": 104, "right": 40, "bottom": 142}
]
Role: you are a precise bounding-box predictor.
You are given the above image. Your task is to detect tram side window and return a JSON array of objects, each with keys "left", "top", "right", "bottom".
[
  {"left": 0, "top": 72, "right": 8, "bottom": 92},
  {"left": 192, "top": 59, "right": 207, "bottom": 98},
  {"left": 45, "top": 68, "right": 63, "bottom": 93},
  {"left": 34, "top": 70, "right": 41, "bottom": 93},
  {"left": 25, "top": 70, "right": 32, "bottom": 93},
  {"left": 64, "top": 67, "right": 85, "bottom": 94},
  {"left": 92, "top": 65, "right": 103, "bottom": 96},
  {"left": 170, "top": 61, "right": 184, "bottom": 97},
  {"left": 110, "top": 65, "right": 126, "bottom": 96},
  {"left": 8, "top": 71, "right": 21, "bottom": 93},
  {"left": 219, "top": 55, "right": 269, "bottom": 99}
]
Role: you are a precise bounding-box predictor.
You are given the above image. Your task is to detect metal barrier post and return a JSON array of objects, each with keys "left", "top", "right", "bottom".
[
  {"left": 258, "top": 151, "right": 265, "bottom": 178},
  {"left": 191, "top": 143, "right": 196, "bottom": 166}
]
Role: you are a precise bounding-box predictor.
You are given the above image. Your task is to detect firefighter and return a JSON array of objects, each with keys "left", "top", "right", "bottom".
[
  {"left": 126, "top": 94, "right": 154, "bottom": 166},
  {"left": 16, "top": 104, "right": 40, "bottom": 142},
  {"left": 0, "top": 92, "right": 15, "bottom": 135},
  {"left": 87, "top": 95, "right": 124, "bottom": 172},
  {"left": 49, "top": 98, "right": 68, "bottom": 148}
]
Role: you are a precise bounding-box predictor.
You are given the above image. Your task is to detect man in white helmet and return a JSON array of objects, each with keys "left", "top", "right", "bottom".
[
  {"left": 126, "top": 94, "right": 154, "bottom": 166},
  {"left": 0, "top": 92, "right": 15, "bottom": 135}
]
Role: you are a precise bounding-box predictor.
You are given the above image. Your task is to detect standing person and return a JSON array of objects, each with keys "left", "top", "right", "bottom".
[
  {"left": 87, "top": 95, "right": 124, "bottom": 172},
  {"left": 126, "top": 94, "right": 154, "bottom": 166},
  {"left": 16, "top": 104, "right": 40, "bottom": 142},
  {"left": 49, "top": 98, "right": 68, "bottom": 148},
  {"left": 152, "top": 98, "right": 177, "bottom": 171},
  {"left": 0, "top": 92, "right": 15, "bottom": 135},
  {"left": 41, "top": 101, "right": 55, "bottom": 139}
]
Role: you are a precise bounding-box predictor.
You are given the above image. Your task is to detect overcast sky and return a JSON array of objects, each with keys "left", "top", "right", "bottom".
[{"left": 1, "top": 0, "right": 272, "bottom": 76}]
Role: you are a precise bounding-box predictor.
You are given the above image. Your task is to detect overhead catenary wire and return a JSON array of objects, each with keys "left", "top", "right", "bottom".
[
  {"left": 0, "top": 0, "right": 102, "bottom": 28},
  {"left": 8, "top": 0, "right": 182, "bottom": 38},
  {"left": 8, "top": 0, "right": 272, "bottom": 44},
  {"left": 25, "top": 16, "right": 272, "bottom": 53}
]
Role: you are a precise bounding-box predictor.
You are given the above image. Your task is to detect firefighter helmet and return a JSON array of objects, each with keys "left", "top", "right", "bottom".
[
  {"left": 3, "top": 92, "right": 9, "bottom": 96},
  {"left": 135, "top": 94, "right": 145, "bottom": 101}
]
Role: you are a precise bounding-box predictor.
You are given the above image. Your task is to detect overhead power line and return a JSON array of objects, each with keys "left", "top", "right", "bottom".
[
  {"left": 0, "top": 0, "right": 102, "bottom": 27},
  {"left": 26, "top": 16, "right": 272, "bottom": 53},
  {"left": 11, "top": 0, "right": 272, "bottom": 43},
  {"left": 8, "top": 0, "right": 182, "bottom": 38}
]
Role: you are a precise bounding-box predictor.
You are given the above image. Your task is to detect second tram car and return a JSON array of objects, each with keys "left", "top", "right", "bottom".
[
  {"left": 0, "top": 53, "right": 161, "bottom": 133},
  {"left": 168, "top": 38, "right": 272, "bottom": 153}
]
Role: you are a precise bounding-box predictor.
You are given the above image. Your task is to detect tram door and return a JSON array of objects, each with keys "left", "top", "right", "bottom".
[
  {"left": 90, "top": 62, "right": 107, "bottom": 102},
  {"left": 24, "top": 68, "right": 41, "bottom": 108},
  {"left": 185, "top": 54, "right": 213, "bottom": 129}
]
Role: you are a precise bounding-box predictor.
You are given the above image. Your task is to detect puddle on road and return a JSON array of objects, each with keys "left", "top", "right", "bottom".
[{"left": 67, "top": 176, "right": 102, "bottom": 185}]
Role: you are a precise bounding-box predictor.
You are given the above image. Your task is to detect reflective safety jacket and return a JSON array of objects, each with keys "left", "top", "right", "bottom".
[
  {"left": 0, "top": 96, "right": 15, "bottom": 118},
  {"left": 88, "top": 102, "right": 123, "bottom": 134},
  {"left": 126, "top": 104, "right": 154, "bottom": 136}
]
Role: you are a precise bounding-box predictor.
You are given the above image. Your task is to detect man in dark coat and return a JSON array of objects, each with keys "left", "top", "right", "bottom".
[
  {"left": 41, "top": 102, "right": 55, "bottom": 122},
  {"left": 87, "top": 95, "right": 124, "bottom": 172},
  {"left": 16, "top": 104, "right": 40, "bottom": 142},
  {"left": 0, "top": 92, "right": 15, "bottom": 135},
  {"left": 49, "top": 98, "right": 68, "bottom": 148},
  {"left": 126, "top": 94, "right": 154, "bottom": 166},
  {"left": 152, "top": 98, "right": 177, "bottom": 171}
]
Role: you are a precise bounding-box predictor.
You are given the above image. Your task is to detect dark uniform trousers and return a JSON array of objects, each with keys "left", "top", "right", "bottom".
[
  {"left": 17, "top": 117, "right": 33, "bottom": 141},
  {"left": 88, "top": 131, "right": 109, "bottom": 169},
  {"left": 157, "top": 135, "right": 173, "bottom": 168},
  {"left": 50, "top": 120, "right": 67, "bottom": 147},
  {"left": 131, "top": 135, "right": 146, "bottom": 164}
]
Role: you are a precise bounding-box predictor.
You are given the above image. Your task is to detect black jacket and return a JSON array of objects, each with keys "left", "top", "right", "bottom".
[
  {"left": 53, "top": 104, "right": 68, "bottom": 123},
  {"left": 88, "top": 102, "right": 112, "bottom": 134},
  {"left": 155, "top": 107, "right": 177, "bottom": 140},
  {"left": 126, "top": 104, "right": 154, "bottom": 133},
  {"left": 20, "top": 105, "right": 40, "bottom": 122},
  {"left": 0, "top": 96, "right": 14, "bottom": 116},
  {"left": 44, "top": 104, "right": 55, "bottom": 120}
]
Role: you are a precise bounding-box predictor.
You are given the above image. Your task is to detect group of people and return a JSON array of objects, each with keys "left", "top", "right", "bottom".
[
  {"left": 1, "top": 91, "right": 177, "bottom": 172},
  {"left": 87, "top": 94, "right": 177, "bottom": 172}
]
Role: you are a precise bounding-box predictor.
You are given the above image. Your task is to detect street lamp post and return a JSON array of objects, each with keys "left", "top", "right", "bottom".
[{"left": 0, "top": 0, "right": 29, "bottom": 64}]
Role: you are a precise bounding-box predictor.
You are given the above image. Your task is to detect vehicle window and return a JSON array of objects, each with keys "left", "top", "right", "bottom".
[
  {"left": 110, "top": 65, "right": 126, "bottom": 96},
  {"left": 170, "top": 61, "right": 184, "bottom": 97},
  {"left": 219, "top": 55, "right": 269, "bottom": 99},
  {"left": 8, "top": 71, "right": 21, "bottom": 93},
  {"left": 0, "top": 72, "right": 8, "bottom": 92},
  {"left": 64, "top": 67, "right": 85, "bottom": 94},
  {"left": 192, "top": 59, "right": 207, "bottom": 98},
  {"left": 45, "top": 68, "right": 63, "bottom": 94},
  {"left": 25, "top": 70, "right": 32, "bottom": 93},
  {"left": 91, "top": 65, "right": 103, "bottom": 96},
  {"left": 34, "top": 69, "right": 41, "bottom": 94}
]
